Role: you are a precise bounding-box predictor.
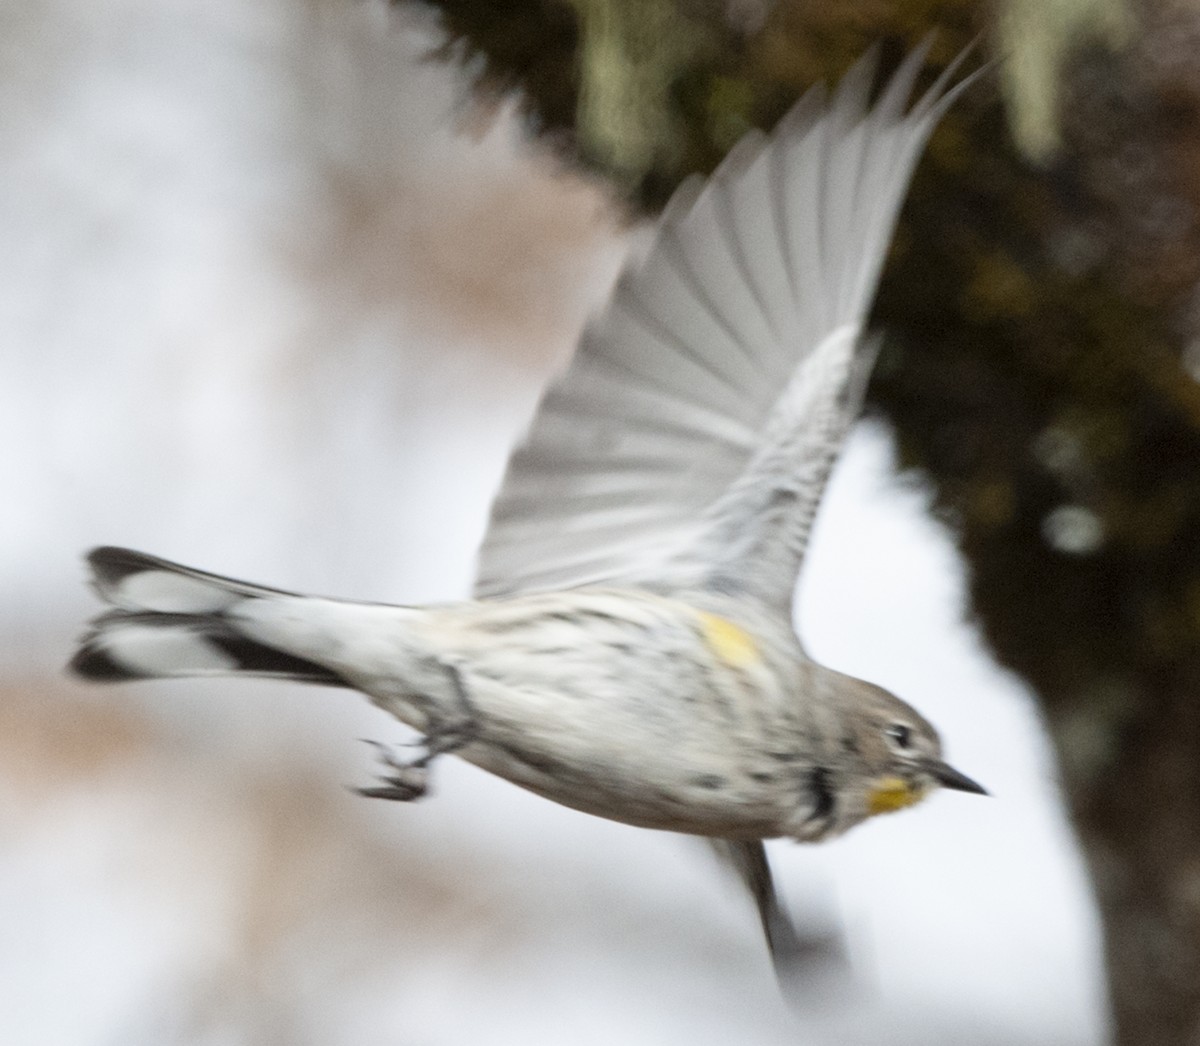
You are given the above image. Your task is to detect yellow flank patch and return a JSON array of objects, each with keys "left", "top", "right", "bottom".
[
  {"left": 696, "top": 611, "right": 761, "bottom": 669},
  {"left": 867, "top": 776, "right": 927, "bottom": 816}
]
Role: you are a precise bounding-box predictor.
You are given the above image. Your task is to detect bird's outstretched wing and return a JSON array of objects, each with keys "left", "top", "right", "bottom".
[{"left": 476, "top": 42, "right": 972, "bottom": 604}]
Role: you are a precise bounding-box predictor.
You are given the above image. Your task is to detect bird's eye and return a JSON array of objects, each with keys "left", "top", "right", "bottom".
[{"left": 885, "top": 723, "right": 914, "bottom": 751}]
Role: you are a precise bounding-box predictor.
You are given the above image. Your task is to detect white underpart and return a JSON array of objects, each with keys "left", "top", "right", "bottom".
[{"left": 231, "top": 597, "right": 424, "bottom": 675}]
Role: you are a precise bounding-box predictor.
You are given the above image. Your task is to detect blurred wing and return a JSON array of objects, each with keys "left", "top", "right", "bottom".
[
  {"left": 709, "top": 840, "right": 846, "bottom": 988},
  {"left": 476, "top": 42, "right": 973, "bottom": 599}
]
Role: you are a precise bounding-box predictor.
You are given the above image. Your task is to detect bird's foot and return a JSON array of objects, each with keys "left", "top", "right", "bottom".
[
  {"left": 354, "top": 738, "right": 432, "bottom": 801},
  {"left": 354, "top": 663, "right": 479, "bottom": 802}
]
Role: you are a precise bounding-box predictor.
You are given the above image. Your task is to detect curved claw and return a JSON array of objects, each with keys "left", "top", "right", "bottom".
[
  {"left": 352, "top": 765, "right": 430, "bottom": 802},
  {"left": 353, "top": 738, "right": 432, "bottom": 801}
]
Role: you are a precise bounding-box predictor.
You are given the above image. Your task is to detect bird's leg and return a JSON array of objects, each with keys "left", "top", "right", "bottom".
[{"left": 354, "top": 660, "right": 479, "bottom": 802}]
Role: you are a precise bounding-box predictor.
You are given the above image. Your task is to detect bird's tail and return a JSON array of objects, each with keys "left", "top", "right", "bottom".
[{"left": 69, "top": 547, "right": 349, "bottom": 687}]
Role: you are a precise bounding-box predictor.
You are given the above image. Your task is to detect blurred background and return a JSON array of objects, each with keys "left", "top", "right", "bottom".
[{"left": 8, "top": 0, "right": 1200, "bottom": 1043}]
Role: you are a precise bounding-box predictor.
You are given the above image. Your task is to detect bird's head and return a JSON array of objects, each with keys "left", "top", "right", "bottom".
[{"left": 792, "top": 675, "right": 986, "bottom": 840}]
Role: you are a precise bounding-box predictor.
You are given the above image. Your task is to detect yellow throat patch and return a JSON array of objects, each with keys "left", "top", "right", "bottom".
[
  {"left": 867, "top": 776, "right": 928, "bottom": 816},
  {"left": 696, "top": 612, "right": 761, "bottom": 669}
]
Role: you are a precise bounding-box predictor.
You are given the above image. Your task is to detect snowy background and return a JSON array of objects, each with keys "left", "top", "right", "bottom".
[{"left": 1, "top": 2, "right": 1106, "bottom": 1043}]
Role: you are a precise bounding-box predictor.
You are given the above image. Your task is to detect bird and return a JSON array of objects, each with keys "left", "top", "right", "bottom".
[{"left": 69, "top": 40, "right": 986, "bottom": 983}]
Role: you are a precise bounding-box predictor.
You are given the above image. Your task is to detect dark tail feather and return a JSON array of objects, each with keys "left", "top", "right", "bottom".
[
  {"left": 71, "top": 549, "right": 351, "bottom": 688},
  {"left": 85, "top": 546, "right": 300, "bottom": 611}
]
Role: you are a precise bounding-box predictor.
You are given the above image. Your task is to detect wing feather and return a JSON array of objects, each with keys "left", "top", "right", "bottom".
[{"left": 476, "top": 42, "right": 974, "bottom": 599}]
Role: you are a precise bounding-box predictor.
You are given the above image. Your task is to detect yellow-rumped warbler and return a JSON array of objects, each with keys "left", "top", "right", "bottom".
[{"left": 70, "top": 42, "right": 985, "bottom": 978}]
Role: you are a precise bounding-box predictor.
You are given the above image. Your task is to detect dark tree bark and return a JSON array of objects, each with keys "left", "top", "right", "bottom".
[{"left": 407, "top": 1, "right": 1200, "bottom": 1041}]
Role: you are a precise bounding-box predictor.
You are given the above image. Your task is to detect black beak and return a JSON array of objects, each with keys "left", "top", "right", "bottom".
[{"left": 928, "top": 760, "right": 988, "bottom": 796}]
